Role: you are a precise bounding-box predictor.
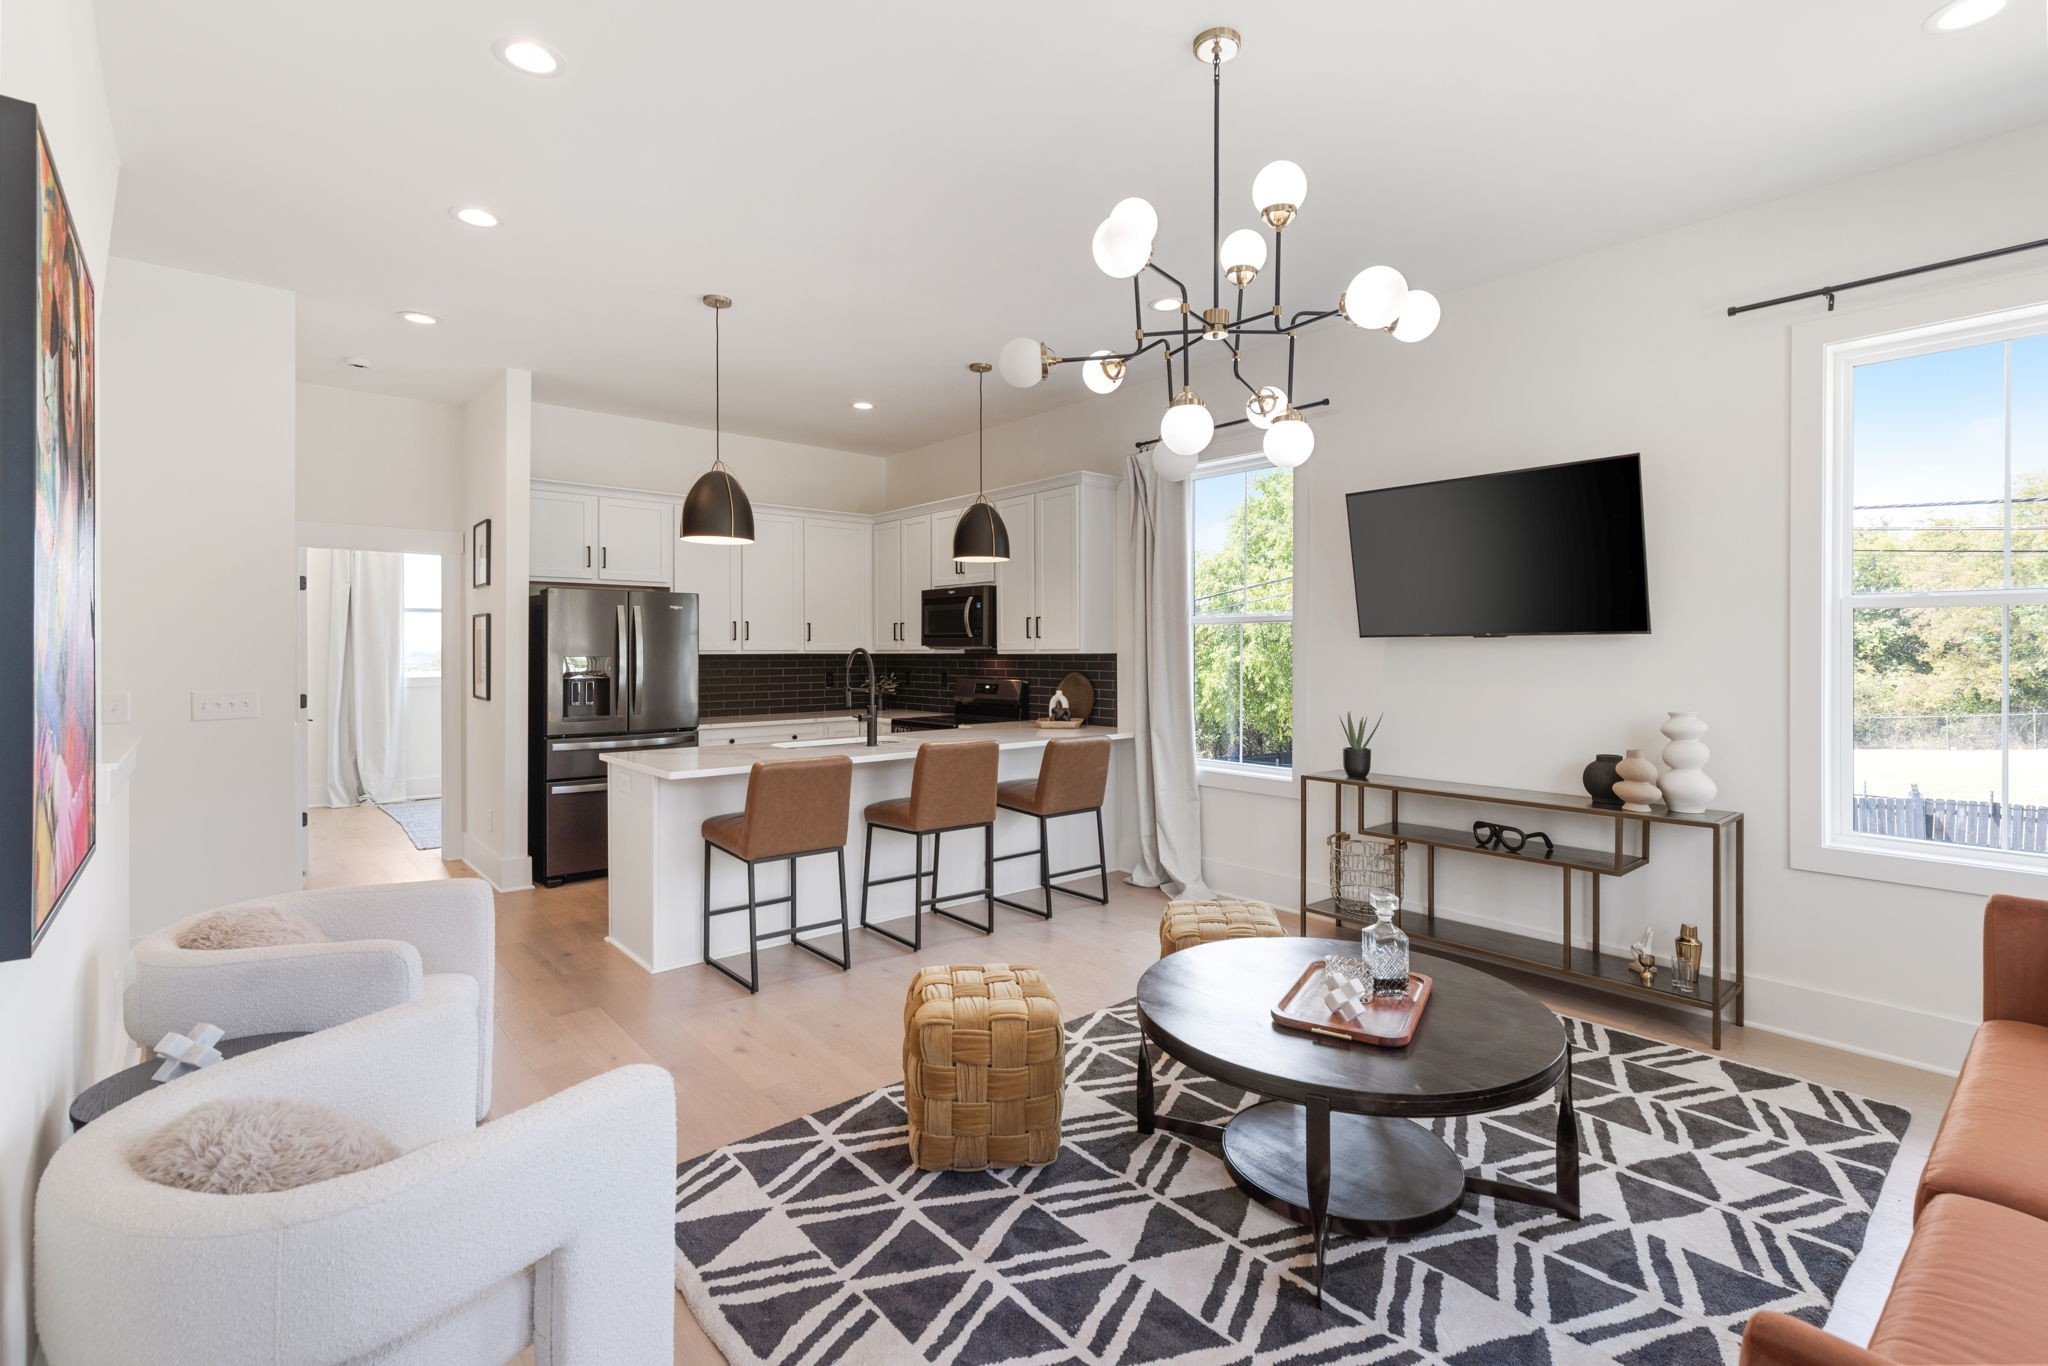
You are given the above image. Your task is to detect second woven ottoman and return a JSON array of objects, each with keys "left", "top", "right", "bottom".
[
  {"left": 902, "top": 964, "right": 1064, "bottom": 1171},
  {"left": 1158, "top": 899, "right": 1286, "bottom": 957}
]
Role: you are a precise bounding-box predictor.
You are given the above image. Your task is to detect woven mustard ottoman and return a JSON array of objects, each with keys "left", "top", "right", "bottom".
[
  {"left": 1159, "top": 899, "right": 1286, "bottom": 957},
  {"left": 902, "top": 964, "right": 1064, "bottom": 1171}
]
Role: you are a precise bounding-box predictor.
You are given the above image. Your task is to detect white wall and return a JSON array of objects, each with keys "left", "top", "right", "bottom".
[
  {"left": 534, "top": 401, "right": 889, "bottom": 513},
  {"left": 460, "top": 371, "right": 532, "bottom": 888},
  {"left": 895, "top": 119, "right": 2048, "bottom": 1073},
  {"left": 100, "top": 259, "right": 299, "bottom": 936},
  {"left": 296, "top": 383, "right": 462, "bottom": 533}
]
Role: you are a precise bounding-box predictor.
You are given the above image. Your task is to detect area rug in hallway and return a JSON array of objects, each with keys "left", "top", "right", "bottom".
[
  {"left": 675, "top": 1002, "right": 1908, "bottom": 1365},
  {"left": 374, "top": 798, "right": 440, "bottom": 850}
]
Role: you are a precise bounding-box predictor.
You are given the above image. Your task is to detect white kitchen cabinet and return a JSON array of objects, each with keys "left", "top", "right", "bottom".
[
  {"left": 1032, "top": 485, "right": 1083, "bottom": 651},
  {"left": 873, "top": 519, "right": 903, "bottom": 647},
  {"left": 898, "top": 516, "right": 932, "bottom": 650},
  {"left": 929, "top": 507, "right": 996, "bottom": 586},
  {"left": 596, "top": 496, "right": 675, "bottom": 585},
  {"left": 674, "top": 539, "right": 741, "bottom": 652},
  {"left": 976, "top": 480, "right": 1110, "bottom": 653},
  {"left": 700, "top": 719, "right": 828, "bottom": 746},
  {"left": 801, "top": 518, "right": 872, "bottom": 652},
  {"left": 740, "top": 513, "right": 803, "bottom": 652},
  {"left": 992, "top": 494, "right": 1037, "bottom": 653},
  {"left": 531, "top": 489, "right": 597, "bottom": 581}
]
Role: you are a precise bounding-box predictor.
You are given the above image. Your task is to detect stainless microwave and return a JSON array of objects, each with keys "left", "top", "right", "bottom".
[{"left": 921, "top": 584, "right": 997, "bottom": 650}]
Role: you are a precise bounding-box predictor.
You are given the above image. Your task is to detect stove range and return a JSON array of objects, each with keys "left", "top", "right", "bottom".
[{"left": 888, "top": 677, "right": 1031, "bottom": 732}]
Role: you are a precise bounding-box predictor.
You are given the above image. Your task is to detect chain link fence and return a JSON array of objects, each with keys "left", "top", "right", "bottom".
[{"left": 1853, "top": 712, "right": 2048, "bottom": 750}]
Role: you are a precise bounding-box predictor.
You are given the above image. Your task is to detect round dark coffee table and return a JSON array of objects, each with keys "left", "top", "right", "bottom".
[
  {"left": 1135, "top": 938, "right": 1579, "bottom": 1300},
  {"left": 68, "top": 1032, "right": 307, "bottom": 1129}
]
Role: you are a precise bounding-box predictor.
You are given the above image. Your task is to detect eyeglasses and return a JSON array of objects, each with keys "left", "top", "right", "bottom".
[{"left": 1472, "top": 821, "right": 1554, "bottom": 857}]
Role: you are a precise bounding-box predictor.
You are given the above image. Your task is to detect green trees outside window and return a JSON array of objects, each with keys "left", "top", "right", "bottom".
[{"left": 1193, "top": 466, "right": 1293, "bottom": 767}]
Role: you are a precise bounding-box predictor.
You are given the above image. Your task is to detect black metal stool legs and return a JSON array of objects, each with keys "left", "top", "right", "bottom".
[
  {"left": 703, "top": 841, "right": 855, "bottom": 993},
  {"left": 861, "top": 822, "right": 996, "bottom": 947},
  {"left": 993, "top": 806, "right": 1111, "bottom": 918}
]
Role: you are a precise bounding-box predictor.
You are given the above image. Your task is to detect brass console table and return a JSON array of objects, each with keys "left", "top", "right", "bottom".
[{"left": 1299, "top": 771, "right": 1745, "bottom": 1048}]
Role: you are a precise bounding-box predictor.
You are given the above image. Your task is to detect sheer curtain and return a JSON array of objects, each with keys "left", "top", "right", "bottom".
[
  {"left": 1124, "top": 453, "right": 1213, "bottom": 900},
  {"left": 320, "top": 551, "right": 408, "bottom": 808}
]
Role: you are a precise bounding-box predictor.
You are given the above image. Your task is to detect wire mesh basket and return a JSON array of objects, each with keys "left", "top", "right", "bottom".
[{"left": 1327, "top": 831, "right": 1403, "bottom": 915}]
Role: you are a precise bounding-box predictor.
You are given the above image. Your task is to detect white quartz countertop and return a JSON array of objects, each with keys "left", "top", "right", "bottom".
[
  {"left": 603, "top": 723, "right": 1133, "bottom": 781},
  {"left": 698, "top": 708, "right": 951, "bottom": 728}
]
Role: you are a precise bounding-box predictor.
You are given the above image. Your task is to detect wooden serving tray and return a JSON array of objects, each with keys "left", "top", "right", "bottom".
[
  {"left": 1034, "top": 718, "right": 1085, "bottom": 729},
  {"left": 1272, "top": 961, "right": 1433, "bottom": 1048}
]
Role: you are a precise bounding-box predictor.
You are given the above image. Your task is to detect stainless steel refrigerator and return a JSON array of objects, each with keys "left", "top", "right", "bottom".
[{"left": 529, "top": 587, "right": 699, "bottom": 884}]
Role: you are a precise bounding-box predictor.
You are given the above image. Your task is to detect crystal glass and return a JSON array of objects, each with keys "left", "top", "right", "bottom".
[{"left": 1361, "top": 890, "right": 1410, "bottom": 997}]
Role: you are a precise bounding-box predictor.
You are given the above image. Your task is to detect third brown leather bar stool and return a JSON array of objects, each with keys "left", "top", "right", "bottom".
[
  {"left": 860, "top": 740, "right": 1000, "bottom": 949},
  {"left": 994, "top": 734, "right": 1111, "bottom": 918},
  {"left": 702, "top": 755, "right": 854, "bottom": 993}
]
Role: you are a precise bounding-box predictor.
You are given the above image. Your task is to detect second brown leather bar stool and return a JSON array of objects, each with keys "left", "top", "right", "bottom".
[
  {"left": 702, "top": 755, "right": 854, "bottom": 993},
  {"left": 860, "top": 740, "right": 1000, "bottom": 949},
  {"left": 994, "top": 734, "right": 1112, "bottom": 918}
]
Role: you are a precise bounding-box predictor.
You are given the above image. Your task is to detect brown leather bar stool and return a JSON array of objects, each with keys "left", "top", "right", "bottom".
[
  {"left": 860, "top": 740, "right": 1000, "bottom": 949},
  {"left": 993, "top": 734, "right": 1111, "bottom": 919},
  {"left": 702, "top": 755, "right": 854, "bottom": 993}
]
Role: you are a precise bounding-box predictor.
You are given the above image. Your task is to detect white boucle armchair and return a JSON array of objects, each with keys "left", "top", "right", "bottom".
[
  {"left": 125, "top": 879, "right": 496, "bottom": 1119},
  {"left": 36, "top": 978, "right": 677, "bottom": 1365}
]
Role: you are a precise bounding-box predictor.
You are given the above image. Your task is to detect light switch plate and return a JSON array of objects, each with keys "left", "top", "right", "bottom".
[
  {"left": 191, "top": 690, "right": 260, "bottom": 721},
  {"left": 102, "top": 692, "right": 131, "bottom": 725}
]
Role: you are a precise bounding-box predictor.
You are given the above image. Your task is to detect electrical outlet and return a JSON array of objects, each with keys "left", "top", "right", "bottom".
[
  {"left": 486, "top": 807, "right": 496, "bottom": 835},
  {"left": 191, "top": 690, "right": 260, "bottom": 721},
  {"left": 101, "top": 692, "right": 131, "bottom": 725}
]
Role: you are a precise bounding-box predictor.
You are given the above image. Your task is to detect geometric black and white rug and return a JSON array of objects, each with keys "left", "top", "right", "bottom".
[{"left": 676, "top": 1001, "right": 1908, "bottom": 1365}]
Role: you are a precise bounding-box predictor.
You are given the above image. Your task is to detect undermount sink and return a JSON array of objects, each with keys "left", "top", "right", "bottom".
[{"left": 769, "top": 736, "right": 911, "bottom": 749}]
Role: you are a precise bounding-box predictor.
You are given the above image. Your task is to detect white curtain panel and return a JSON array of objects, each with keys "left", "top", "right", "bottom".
[
  {"left": 1124, "top": 453, "right": 1212, "bottom": 900},
  {"left": 321, "top": 550, "right": 408, "bottom": 807}
]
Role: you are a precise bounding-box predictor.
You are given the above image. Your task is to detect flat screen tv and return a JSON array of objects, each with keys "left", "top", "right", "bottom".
[{"left": 1346, "top": 454, "right": 1650, "bottom": 638}]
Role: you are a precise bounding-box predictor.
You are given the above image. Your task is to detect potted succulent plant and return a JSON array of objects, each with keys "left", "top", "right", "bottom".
[{"left": 1340, "top": 711, "right": 1382, "bottom": 780}]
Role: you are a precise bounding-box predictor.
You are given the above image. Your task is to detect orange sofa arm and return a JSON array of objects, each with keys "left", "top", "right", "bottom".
[
  {"left": 1985, "top": 894, "right": 2048, "bottom": 1026},
  {"left": 1740, "top": 1313, "right": 1888, "bottom": 1366}
]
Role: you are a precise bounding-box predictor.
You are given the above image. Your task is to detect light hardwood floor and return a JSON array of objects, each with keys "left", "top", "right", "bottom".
[{"left": 306, "top": 805, "right": 1956, "bottom": 1364}]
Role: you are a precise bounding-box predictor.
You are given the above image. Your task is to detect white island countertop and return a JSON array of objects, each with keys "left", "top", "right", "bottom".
[{"left": 604, "top": 722, "right": 1133, "bottom": 782}]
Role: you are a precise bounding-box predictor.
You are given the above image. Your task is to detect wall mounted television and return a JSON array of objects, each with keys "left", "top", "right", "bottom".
[{"left": 1345, "top": 454, "right": 1650, "bottom": 638}]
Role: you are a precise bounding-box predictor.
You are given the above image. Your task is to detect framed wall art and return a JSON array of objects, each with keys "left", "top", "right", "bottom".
[
  {"left": 471, "top": 613, "right": 491, "bottom": 701},
  {"left": 472, "top": 517, "right": 491, "bottom": 588}
]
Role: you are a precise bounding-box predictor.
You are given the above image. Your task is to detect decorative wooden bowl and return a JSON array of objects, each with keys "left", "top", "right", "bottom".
[
  {"left": 1271, "top": 961, "right": 1433, "bottom": 1048},
  {"left": 1034, "top": 718, "right": 1086, "bottom": 729}
]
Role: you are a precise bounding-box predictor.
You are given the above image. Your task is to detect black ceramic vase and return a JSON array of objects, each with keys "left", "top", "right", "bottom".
[
  {"left": 1343, "top": 747, "right": 1372, "bottom": 780},
  {"left": 1583, "top": 753, "right": 1623, "bottom": 807}
]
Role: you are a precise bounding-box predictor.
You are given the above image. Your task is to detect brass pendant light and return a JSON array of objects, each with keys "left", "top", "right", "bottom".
[
  {"left": 681, "top": 294, "right": 756, "bottom": 545},
  {"left": 951, "top": 361, "right": 1010, "bottom": 563}
]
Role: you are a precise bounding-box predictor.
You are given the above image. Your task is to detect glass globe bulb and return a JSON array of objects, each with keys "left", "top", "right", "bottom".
[
  {"left": 997, "top": 336, "right": 1048, "bottom": 389},
  {"left": 1263, "top": 409, "right": 1315, "bottom": 468},
  {"left": 1252, "top": 160, "right": 1308, "bottom": 228},
  {"left": 1245, "top": 385, "right": 1287, "bottom": 430},
  {"left": 1392, "top": 289, "right": 1441, "bottom": 343},
  {"left": 1341, "top": 265, "right": 1409, "bottom": 329},
  {"left": 1153, "top": 444, "right": 1199, "bottom": 481},
  {"left": 1090, "top": 216, "right": 1152, "bottom": 279},
  {"left": 1220, "top": 228, "right": 1268, "bottom": 287},
  {"left": 1158, "top": 390, "right": 1214, "bottom": 458},
  {"left": 1109, "top": 196, "right": 1158, "bottom": 240},
  {"left": 1082, "top": 349, "right": 1126, "bottom": 395}
]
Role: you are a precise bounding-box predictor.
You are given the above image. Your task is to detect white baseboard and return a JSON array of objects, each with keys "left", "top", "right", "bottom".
[
  {"left": 458, "top": 834, "right": 534, "bottom": 893},
  {"left": 403, "top": 778, "right": 440, "bottom": 801}
]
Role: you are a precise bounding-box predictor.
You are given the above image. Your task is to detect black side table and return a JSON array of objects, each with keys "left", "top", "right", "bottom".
[{"left": 69, "top": 1032, "right": 307, "bottom": 1128}]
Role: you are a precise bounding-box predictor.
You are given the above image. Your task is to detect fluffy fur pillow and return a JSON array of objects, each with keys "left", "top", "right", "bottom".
[
  {"left": 131, "top": 1098, "right": 398, "bottom": 1194},
  {"left": 175, "top": 905, "right": 326, "bottom": 950}
]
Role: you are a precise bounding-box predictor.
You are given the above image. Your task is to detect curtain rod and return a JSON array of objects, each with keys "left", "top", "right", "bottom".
[
  {"left": 1727, "top": 236, "right": 2048, "bottom": 317},
  {"left": 1132, "top": 397, "right": 1331, "bottom": 452}
]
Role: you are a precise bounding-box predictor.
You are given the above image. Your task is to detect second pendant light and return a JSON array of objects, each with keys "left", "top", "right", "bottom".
[
  {"left": 680, "top": 294, "right": 755, "bottom": 545},
  {"left": 951, "top": 362, "right": 1010, "bottom": 563}
]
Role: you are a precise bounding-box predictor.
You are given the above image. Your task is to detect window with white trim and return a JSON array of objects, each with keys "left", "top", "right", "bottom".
[
  {"left": 401, "top": 553, "right": 442, "bottom": 677},
  {"left": 1832, "top": 317, "right": 2048, "bottom": 864},
  {"left": 1192, "top": 458, "right": 1293, "bottom": 771}
]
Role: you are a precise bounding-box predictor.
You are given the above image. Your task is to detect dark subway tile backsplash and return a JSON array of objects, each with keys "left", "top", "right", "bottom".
[{"left": 699, "top": 652, "right": 1117, "bottom": 726}]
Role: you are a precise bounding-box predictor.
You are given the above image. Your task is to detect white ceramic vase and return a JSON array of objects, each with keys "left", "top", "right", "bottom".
[
  {"left": 1658, "top": 710, "right": 1716, "bottom": 814},
  {"left": 1613, "top": 748, "right": 1661, "bottom": 813}
]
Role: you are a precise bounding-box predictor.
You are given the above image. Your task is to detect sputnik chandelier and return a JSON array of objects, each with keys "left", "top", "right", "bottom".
[{"left": 997, "top": 26, "right": 1440, "bottom": 479}]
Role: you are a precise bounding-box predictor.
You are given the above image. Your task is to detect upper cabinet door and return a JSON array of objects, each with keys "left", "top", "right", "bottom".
[
  {"left": 596, "top": 496, "right": 675, "bottom": 585},
  {"left": 898, "top": 516, "right": 932, "bottom": 652},
  {"left": 674, "top": 537, "right": 740, "bottom": 652},
  {"left": 993, "top": 494, "right": 1037, "bottom": 653},
  {"left": 531, "top": 490, "right": 598, "bottom": 581},
  {"left": 929, "top": 508, "right": 996, "bottom": 586},
  {"left": 873, "top": 519, "right": 904, "bottom": 647},
  {"left": 740, "top": 513, "right": 803, "bottom": 651},
  {"left": 1033, "top": 486, "right": 1083, "bottom": 652},
  {"left": 802, "top": 518, "right": 872, "bottom": 653}
]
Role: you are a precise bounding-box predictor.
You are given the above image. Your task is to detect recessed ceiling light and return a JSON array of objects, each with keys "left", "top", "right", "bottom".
[
  {"left": 1149, "top": 295, "right": 1182, "bottom": 312},
  {"left": 494, "top": 38, "right": 563, "bottom": 76},
  {"left": 1924, "top": 0, "right": 2006, "bottom": 31},
  {"left": 451, "top": 206, "right": 500, "bottom": 229},
  {"left": 851, "top": 401, "right": 874, "bottom": 410},
  {"left": 398, "top": 310, "right": 438, "bottom": 326}
]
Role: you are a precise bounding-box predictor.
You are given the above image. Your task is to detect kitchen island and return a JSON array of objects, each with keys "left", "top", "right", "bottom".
[{"left": 601, "top": 723, "right": 1137, "bottom": 973}]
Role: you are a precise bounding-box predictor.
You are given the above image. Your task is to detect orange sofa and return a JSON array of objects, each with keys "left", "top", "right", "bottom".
[{"left": 1740, "top": 894, "right": 2048, "bottom": 1365}]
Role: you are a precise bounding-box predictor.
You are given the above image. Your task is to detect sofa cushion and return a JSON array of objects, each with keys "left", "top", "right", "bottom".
[
  {"left": 175, "top": 905, "right": 327, "bottom": 950},
  {"left": 1868, "top": 1194, "right": 2048, "bottom": 1363},
  {"left": 1915, "top": 1019, "right": 2048, "bottom": 1223},
  {"left": 131, "top": 1098, "right": 397, "bottom": 1193}
]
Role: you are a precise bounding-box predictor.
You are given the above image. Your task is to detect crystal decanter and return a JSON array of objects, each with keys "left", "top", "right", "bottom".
[{"left": 1361, "top": 890, "right": 1410, "bottom": 998}]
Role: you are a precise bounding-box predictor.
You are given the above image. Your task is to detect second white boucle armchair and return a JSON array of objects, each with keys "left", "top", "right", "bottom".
[{"left": 125, "top": 879, "right": 496, "bottom": 1119}]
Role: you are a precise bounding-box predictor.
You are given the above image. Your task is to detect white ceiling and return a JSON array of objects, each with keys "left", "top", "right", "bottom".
[{"left": 96, "top": 0, "right": 2048, "bottom": 455}]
